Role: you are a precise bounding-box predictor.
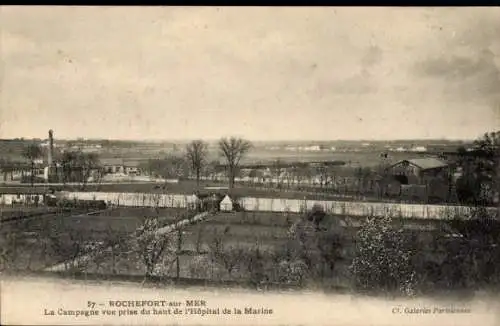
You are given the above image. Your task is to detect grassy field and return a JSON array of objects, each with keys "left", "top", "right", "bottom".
[
  {"left": 0, "top": 207, "right": 192, "bottom": 272},
  {"left": 0, "top": 205, "right": 465, "bottom": 294},
  {"left": 77, "top": 210, "right": 350, "bottom": 285},
  {"left": 179, "top": 212, "right": 296, "bottom": 253},
  {"left": 29, "top": 209, "right": 300, "bottom": 280},
  {"left": 0, "top": 206, "right": 60, "bottom": 222}
]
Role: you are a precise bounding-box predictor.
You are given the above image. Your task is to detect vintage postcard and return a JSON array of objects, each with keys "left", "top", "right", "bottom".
[{"left": 1, "top": 6, "right": 499, "bottom": 326}]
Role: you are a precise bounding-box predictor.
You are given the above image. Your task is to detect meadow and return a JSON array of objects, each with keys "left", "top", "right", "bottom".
[
  {"left": 73, "top": 208, "right": 457, "bottom": 293},
  {"left": 2, "top": 199, "right": 499, "bottom": 298},
  {"left": 0, "top": 207, "right": 190, "bottom": 272}
]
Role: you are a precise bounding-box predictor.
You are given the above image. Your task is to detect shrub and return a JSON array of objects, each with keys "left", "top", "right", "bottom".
[
  {"left": 437, "top": 206, "right": 500, "bottom": 289},
  {"left": 0, "top": 232, "right": 19, "bottom": 272},
  {"left": 277, "top": 259, "right": 308, "bottom": 285},
  {"left": 288, "top": 210, "right": 344, "bottom": 281},
  {"left": 349, "top": 214, "right": 417, "bottom": 296}
]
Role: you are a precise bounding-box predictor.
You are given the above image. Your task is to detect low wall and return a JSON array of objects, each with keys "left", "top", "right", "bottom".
[
  {"left": 0, "top": 194, "right": 43, "bottom": 205},
  {"left": 237, "top": 197, "right": 482, "bottom": 219},
  {"left": 55, "top": 191, "right": 497, "bottom": 220},
  {"left": 60, "top": 191, "right": 195, "bottom": 209}
]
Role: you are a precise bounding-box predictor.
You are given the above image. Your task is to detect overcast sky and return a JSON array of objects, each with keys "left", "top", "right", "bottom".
[{"left": 1, "top": 7, "right": 499, "bottom": 141}]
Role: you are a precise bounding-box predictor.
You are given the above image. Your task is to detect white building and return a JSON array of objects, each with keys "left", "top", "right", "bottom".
[
  {"left": 220, "top": 195, "right": 234, "bottom": 212},
  {"left": 411, "top": 146, "right": 427, "bottom": 152}
]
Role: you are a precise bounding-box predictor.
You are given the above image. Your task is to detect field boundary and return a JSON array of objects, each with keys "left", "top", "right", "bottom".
[{"left": 56, "top": 191, "right": 497, "bottom": 220}]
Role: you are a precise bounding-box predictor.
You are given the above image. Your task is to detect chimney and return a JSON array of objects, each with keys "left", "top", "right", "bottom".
[{"left": 48, "top": 129, "right": 54, "bottom": 166}]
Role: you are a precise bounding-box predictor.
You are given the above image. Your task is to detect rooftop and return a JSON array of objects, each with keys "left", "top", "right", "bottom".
[{"left": 402, "top": 158, "right": 449, "bottom": 170}]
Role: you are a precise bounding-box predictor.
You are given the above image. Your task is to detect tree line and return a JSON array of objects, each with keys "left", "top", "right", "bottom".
[
  {"left": 0, "top": 143, "right": 103, "bottom": 187},
  {"left": 0, "top": 137, "right": 254, "bottom": 192},
  {"left": 3, "top": 130, "right": 498, "bottom": 206},
  {"left": 141, "top": 137, "right": 253, "bottom": 192}
]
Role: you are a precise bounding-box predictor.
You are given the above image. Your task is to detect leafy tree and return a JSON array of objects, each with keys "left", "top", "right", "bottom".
[
  {"left": 439, "top": 207, "right": 500, "bottom": 289},
  {"left": 288, "top": 206, "right": 344, "bottom": 282},
  {"left": 456, "top": 131, "right": 500, "bottom": 205},
  {"left": 218, "top": 137, "right": 252, "bottom": 192},
  {"left": 349, "top": 214, "right": 417, "bottom": 296},
  {"left": 186, "top": 140, "right": 208, "bottom": 187},
  {"left": 306, "top": 203, "right": 327, "bottom": 227}
]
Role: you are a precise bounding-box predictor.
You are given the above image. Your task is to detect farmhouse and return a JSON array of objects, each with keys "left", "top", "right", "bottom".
[
  {"left": 385, "top": 158, "right": 451, "bottom": 202},
  {"left": 388, "top": 158, "right": 450, "bottom": 185},
  {"left": 101, "top": 158, "right": 142, "bottom": 175}
]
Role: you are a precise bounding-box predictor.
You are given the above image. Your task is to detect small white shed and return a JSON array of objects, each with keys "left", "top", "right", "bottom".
[{"left": 220, "top": 195, "right": 234, "bottom": 212}]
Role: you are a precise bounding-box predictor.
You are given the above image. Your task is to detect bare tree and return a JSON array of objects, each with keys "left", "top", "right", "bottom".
[
  {"left": 207, "top": 226, "right": 244, "bottom": 279},
  {"left": 80, "top": 153, "right": 101, "bottom": 189},
  {"left": 102, "top": 223, "right": 130, "bottom": 275},
  {"left": 22, "top": 143, "right": 43, "bottom": 187},
  {"left": 186, "top": 140, "right": 208, "bottom": 187},
  {"left": 218, "top": 137, "right": 252, "bottom": 192},
  {"left": 195, "top": 224, "right": 205, "bottom": 254},
  {"left": 0, "top": 158, "right": 15, "bottom": 182},
  {"left": 271, "top": 159, "right": 283, "bottom": 189}
]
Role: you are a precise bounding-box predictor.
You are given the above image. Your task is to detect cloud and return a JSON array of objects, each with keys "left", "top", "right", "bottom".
[
  {"left": 1, "top": 7, "right": 498, "bottom": 140},
  {"left": 411, "top": 16, "right": 500, "bottom": 110}
]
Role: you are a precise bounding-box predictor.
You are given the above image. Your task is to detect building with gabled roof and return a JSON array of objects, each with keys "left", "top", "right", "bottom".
[
  {"left": 100, "top": 158, "right": 143, "bottom": 175},
  {"left": 387, "top": 158, "right": 450, "bottom": 184},
  {"left": 220, "top": 194, "right": 234, "bottom": 212},
  {"left": 404, "top": 158, "right": 449, "bottom": 170},
  {"left": 386, "top": 157, "right": 452, "bottom": 202}
]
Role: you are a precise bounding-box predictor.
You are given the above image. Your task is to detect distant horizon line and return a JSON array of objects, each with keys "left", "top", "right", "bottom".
[{"left": 0, "top": 136, "right": 476, "bottom": 143}]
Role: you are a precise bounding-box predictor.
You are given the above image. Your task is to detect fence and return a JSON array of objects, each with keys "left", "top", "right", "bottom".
[
  {"left": 0, "top": 194, "right": 43, "bottom": 206},
  {"left": 236, "top": 197, "right": 485, "bottom": 219},
  {"left": 52, "top": 191, "right": 497, "bottom": 220},
  {"left": 59, "top": 191, "right": 197, "bottom": 209}
]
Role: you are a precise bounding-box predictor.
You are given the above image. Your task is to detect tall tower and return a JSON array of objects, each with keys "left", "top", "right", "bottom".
[
  {"left": 48, "top": 129, "right": 54, "bottom": 167},
  {"left": 45, "top": 129, "right": 55, "bottom": 182}
]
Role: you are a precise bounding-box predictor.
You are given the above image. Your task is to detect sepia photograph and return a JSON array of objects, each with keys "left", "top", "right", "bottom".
[{"left": 0, "top": 6, "right": 499, "bottom": 326}]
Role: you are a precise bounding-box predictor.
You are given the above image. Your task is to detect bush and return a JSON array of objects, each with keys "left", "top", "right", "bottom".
[
  {"left": 436, "top": 207, "right": 500, "bottom": 289},
  {"left": 287, "top": 212, "right": 344, "bottom": 282},
  {"left": 349, "top": 214, "right": 417, "bottom": 296},
  {"left": 277, "top": 259, "right": 308, "bottom": 285},
  {"left": 0, "top": 232, "right": 19, "bottom": 272}
]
